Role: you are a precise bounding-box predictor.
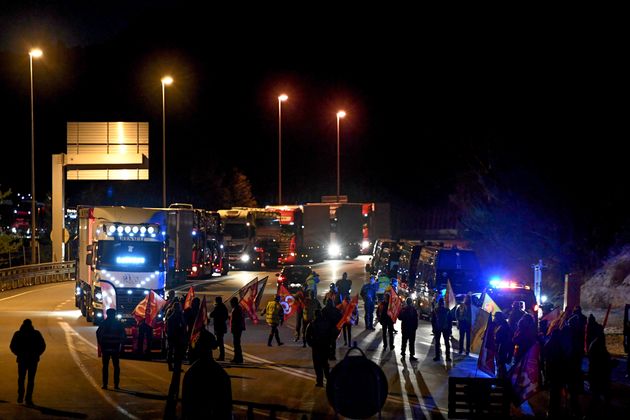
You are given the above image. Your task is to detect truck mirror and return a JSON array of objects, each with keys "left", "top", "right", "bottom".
[
  {"left": 86, "top": 244, "right": 93, "bottom": 253},
  {"left": 86, "top": 254, "right": 93, "bottom": 266}
]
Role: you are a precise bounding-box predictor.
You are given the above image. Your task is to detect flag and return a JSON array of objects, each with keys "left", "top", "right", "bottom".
[
  {"left": 183, "top": 286, "right": 195, "bottom": 310},
  {"left": 132, "top": 290, "right": 167, "bottom": 327},
  {"left": 278, "top": 284, "right": 298, "bottom": 320},
  {"left": 337, "top": 295, "right": 359, "bottom": 330},
  {"left": 387, "top": 289, "right": 403, "bottom": 322},
  {"left": 508, "top": 342, "right": 542, "bottom": 405},
  {"left": 239, "top": 277, "right": 260, "bottom": 324},
  {"left": 547, "top": 310, "right": 569, "bottom": 336},
  {"left": 471, "top": 308, "right": 491, "bottom": 354},
  {"left": 481, "top": 293, "right": 501, "bottom": 316},
  {"left": 190, "top": 295, "right": 208, "bottom": 348},
  {"left": 445, "top": 279, "right": 456, "bottom": 310},
  {"left": 477, "top": 315, "right": 496, "bottom": 376},
  {"left": 602, "top": 303, "right": 612, "bottom": 328}
]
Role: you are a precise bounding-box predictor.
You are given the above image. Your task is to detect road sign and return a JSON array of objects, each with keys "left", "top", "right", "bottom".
[{"left": 50, "top": 228, "right": 70, "bottom": 243}]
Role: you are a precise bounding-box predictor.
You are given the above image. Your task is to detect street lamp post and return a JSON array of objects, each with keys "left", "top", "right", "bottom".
[
  {"left": 29, "top": 48, "right": 42, "bottom": 264},
  {"left": 161, "top": 76, "right": 173, "bottom": 208},
  {"left": 336, "top": 110, "right": 346, "bottom": 201},
  {"left": 278, "top": 94, "right": 288, "bottom": 204}
]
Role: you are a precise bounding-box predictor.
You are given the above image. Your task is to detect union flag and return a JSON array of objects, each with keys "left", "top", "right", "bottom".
[
  {"left": 190, "top": 295, "right": 208, "bottom": 348},
  {"left": 508, "top": 341, "right": 542, "bottom": 405},
  {"left": 477, "top": 314, "right": 496, "bottom": 376},
  {"left": 387, "top": 289, "right": 402, "bottom": 322},
  {"left": 183, "top": 286, "right": 195, "bottom": 310},
  {"left": 239, "top": 277, "right": 261, "bottom": 324},
  {"left": 278, "top": 284, "right": 298, "bottom": 320},
  {"left": 132, "top": 291, "right": 167, "bottom": 327},
  {"left": 336, "top": 295, "right": 359, "bottom": 330}
]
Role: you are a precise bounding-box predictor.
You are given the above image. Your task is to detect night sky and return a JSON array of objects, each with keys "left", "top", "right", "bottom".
[{"left": 0, "top": 4, "right": 626, "bottom": 255}]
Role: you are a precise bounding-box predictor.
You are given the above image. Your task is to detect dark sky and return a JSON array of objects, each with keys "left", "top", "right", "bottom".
[{"left": 0, "top": 4, "right": 626, "bottom": 241}]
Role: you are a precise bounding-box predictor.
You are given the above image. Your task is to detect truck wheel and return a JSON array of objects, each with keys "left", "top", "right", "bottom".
[
  {"left": 221, "top": 267, "right": 229, "bottom": 276},
  {"left": 86, "top": 296, "right": 93, "bottom": 322},
  {"left": 80, "top": 295, "right": 87, "bottom": 317}
]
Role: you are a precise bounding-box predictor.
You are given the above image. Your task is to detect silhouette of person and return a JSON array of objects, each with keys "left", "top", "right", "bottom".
[
  {"left": 10, "top": 319, "right": 46, "bottom": 405},
  {"left": 96, "top": 308, "right": 126, "bottom": 389},
  {"left": 229, "top": 297, "right": 245, "bottom": 364},
  {"left": 305, "top": 309, "right": 331, "bottom": 387},
  {"left": 182, "top": 329, "right": 232, "bottom": 419},
  {"left": 210, "top": 296, "right": 229, "bottom": 361},
  {"left": 166, "top": 301, "right": 187, "bottom": 372}
]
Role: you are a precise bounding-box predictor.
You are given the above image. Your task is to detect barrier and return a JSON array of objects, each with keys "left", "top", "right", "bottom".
[
  {"left": 448, "top": 377, "right": 510, "bottom": 418},
  {"left": 0, "top": 261, "right": 76, "bottom": 292}
]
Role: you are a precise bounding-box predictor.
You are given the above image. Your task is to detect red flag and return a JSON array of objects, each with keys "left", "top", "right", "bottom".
[
  {"left": 132, "top": 291, "right": 167, "bottom": 327},
  {"left": 183, "top": 286, "right": 195, "bottom": 310},
  {"left": 190, "top": 295, "right": 208, "bottom": 348},
  {"left": 602, "top": 303, "right": 612, "bottom": 329},
  {"left": 336, "top": 295, "right": 359, "bottom": 330},
  {"left": 278, "top": 284, "right": 298, "bottom": 320},
  {"left": 508, "top": 342, "right": 542, "bottom": 405},
  {"left": 445, "top": 279, "right": 456, "bottom": 310},
  {"left": 477, "top": 315, "right": 496, "bottom": 376},
  {"left": 387, "top": 289, "right": 402, "bottom": 322},
  {"left": 239, "top": 278, "right": 260, "bottom": 324}
]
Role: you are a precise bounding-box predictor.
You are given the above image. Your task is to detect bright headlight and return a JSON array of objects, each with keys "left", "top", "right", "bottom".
[
  {"left": 328, "top": 243, "right": 341, "bottom": 257},
  {"left": 411, "top": 292, "right": 417, "bottom": 300},
  {"left": 361, "top": 240, "right": 370, "bottom": 250},
  {"left": 240, "top": 254, "right": 251, "bottom": 262}
]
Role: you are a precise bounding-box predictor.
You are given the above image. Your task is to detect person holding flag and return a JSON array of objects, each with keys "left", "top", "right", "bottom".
[
  {"left": 264, "top": 295, "right": 285, "bottom": 347},
  {"left": 210, "top": 296, "right": 229, "bottom": 361},
  {"left": 493, "top": 311, "right": 513, "bottom": 378},
  {"left": 477, "top": 313, "right": 496, "bottom": 376},
  {"left": 132, "top": 290, "right": 167, "bottom": 359},
  {"left": 377, "top": 293, "right": 395, "bottom": 351},
  {"left": 189, "top": 296, "right": 208, "bottom": 352},
  {"left": 431, "top": 298, "right": 453, "bottom": 362},
  {"left": 302, "top": 290, "right": 321, "bottom": 348},
  {"left": 336, "top": 295, "right": 359, "bottom": 346},
  {"left": 229, "top": 296, "right": 245, "bottom": 364}
]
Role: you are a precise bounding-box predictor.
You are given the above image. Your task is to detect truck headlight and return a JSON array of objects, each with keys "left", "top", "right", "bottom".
[
  {"left": 411, "top": 292, "right": 417, "bottom": 300},
  {"left": 361, "top": 240, "right": 370, "bottom": 250},
  {"left": 94, "top": 287, "right": 103, "bottom": 303},
  {"left": 240, "top": 254, "right": 251, "bottom": 263},
  {"left": 328, "top": 243, "right": 341, "bottom": 257}
]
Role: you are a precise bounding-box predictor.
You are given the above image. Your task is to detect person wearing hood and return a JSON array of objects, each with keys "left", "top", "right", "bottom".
[{"left": 10, "top": 319, "right": 46, "bottom": 405}]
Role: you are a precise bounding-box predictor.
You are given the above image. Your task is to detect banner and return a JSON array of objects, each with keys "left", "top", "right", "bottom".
[
  {"left": 183, "top": 285, "right": 195, "bottom": 310},
  {"left": 239, "top": 277, "right": 260, "bottom": 324},
  {"left": 508, "top": 341, "right": 542, "bottom": 406},
  {"left": 481, "top": 293, "right": 501, "bottom": 316},
  {"left": 445, "top": 279, "right": 456, "bottom": 310},
  {"left": 477, "top": 315, "right": 496, "bottom": 376},
  {"left": 190, "top": 295, "right": 208, "bottom": 348},
  {"left": 337, "top": 295, "right": 359, "bottom": 330},
  {"left": 387, "top": 289, "right": 403, "bottom": 322},
  {"left": 132, "top": 290, "right": 167, "bottom": 327},
  {"left": 471, "top": 308, "right": 491, "bottom": 354},
  {"left": 278, "top": 284, "right": 298, "bottom": 320}
]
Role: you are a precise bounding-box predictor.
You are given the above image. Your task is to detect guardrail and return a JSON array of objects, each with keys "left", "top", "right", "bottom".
[{"left": 0, "top": 261, "right": 76, "bottom": 292}]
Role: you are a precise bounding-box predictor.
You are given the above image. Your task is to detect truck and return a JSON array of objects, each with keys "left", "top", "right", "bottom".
[
  {"left": 360, "top": 203, "right": 391, "bottom": 255},
  {"left": 217, "top": 208, "right": 281, "bottom": 269},
  {"left": 265, "top": 205, "right": 304, "bottom": 265},
  {"left": 75, "top": 206, "right": 168, "bottom": 353},
  {"left": 189, "top": 209, "right": 229, "bottom": 278}
]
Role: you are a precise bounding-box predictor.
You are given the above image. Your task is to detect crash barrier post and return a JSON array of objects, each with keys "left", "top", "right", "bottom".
[
  {"left": 0, "top": 261, "right": 76, "bottom": 292},
  {"left": 448, "top": 376, "right": 510, "bottom": 418}
]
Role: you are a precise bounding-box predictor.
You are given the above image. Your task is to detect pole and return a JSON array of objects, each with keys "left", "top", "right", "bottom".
[
  {"left": 162, "top": 81, "right": 166, "bottom": 208},
  {"left": 278, "top": 98, "right": 282, "bottom": 205},
  {"left": 29, "top": 53, "right": 37, "bottom": 264},
  {"left": 336, "top": 114, "right": 340, "bottom": 201}
]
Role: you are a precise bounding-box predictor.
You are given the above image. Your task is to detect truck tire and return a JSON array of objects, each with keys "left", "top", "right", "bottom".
[
  {"left": 86, "top": 296, "right": 93, "bottom": 323},
  {"left": 80, "top": 294, "right": 87, "bottom": 317}
]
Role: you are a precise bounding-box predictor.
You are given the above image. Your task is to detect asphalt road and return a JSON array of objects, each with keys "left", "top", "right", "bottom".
[{"left": 0, "top": 257, "right": 483, "bottom": 419}]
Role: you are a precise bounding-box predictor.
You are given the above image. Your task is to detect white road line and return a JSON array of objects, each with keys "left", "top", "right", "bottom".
[
  {"left": 0, "top": 284, "right": 65, "bottom": 302},
  {"left": 60, "top": 322, "right": 139, "bottom": 420},
  {"left": 223, "top": 344, "right": 315, "bottom": 381}
]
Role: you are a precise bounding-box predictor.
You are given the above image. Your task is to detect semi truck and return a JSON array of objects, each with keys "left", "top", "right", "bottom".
[
  {"left": 189, "top": 209, "right": 229, "bottom": 278},
  {"left": 265, "top": 205, "right": 304, "bottom": 265}
]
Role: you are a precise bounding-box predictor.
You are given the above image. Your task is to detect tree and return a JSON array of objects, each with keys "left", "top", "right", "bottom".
[{"left": 229, "top": 168, "right": 257, "bottom": 208}]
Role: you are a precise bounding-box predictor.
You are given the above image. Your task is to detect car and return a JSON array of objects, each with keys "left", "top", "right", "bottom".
[
  {"left": 477, "top": 280, "right": 539, "bottom": 321},
  {"left": 276, "top": 265, "right": 313, "bottom": 294}
]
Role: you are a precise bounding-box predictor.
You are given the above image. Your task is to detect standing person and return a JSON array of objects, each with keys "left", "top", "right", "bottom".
[
  {"left": 587, "top": 329, "right": 612, "bottom": 417},
  {"left": 229, "top": 296, "right": 245, "bottom": 364},
  {"left": 376, "top": 271, "right": 390, "bottom": 303},
  {"left": 337, "top": 295, "right": 358, "bottom": 346},
  {"left": 336, "top": 272, "right": 352, "bottom": 301},
  {"left": 305, "top": 271, "right": 320, "bottom": 299},
  {"left": 293, "top": 288, "right": 305, "bottom": 342},
  {"left": 166, "top": 301, "right": 187, "bottom": 372},
  {"left": 302, "top": 290, "right": 321, "bottom": 348},
  {"left": 305, "top": 309, "right": 331, "bottom": 387},
  {"left": 136, "top": 318, "right": 153, "bottom": 359},
  {"left": 9, "top": 319, "right": 46, "bottom": 405},
  {"left": 493, "top": 311, "right": 513, "bottom": 379},
  {"left": 360, "top": 276, "right": 378, "bottom": 330},
  {"left": 399, "top": 298, "right": 419, "bottom": 361},
  {"left": 264, "top": 295, "right": 285, "bottom": 347},
  {"left": 210, "top": 296, "right": 229, "bottom": 361},
  {"left": 507, "top": 301, "right": 526, "bottom": 332},
  {"left": 322, "top": 299, "right": 342, "bottom": 360},
  {"left": 323, "top": 283, "right": 341, "bottom": 307},
  {"left": 182, "top": 329, "right": 232, "bottom": 419},
  {"left": 96, "top": 308, "right": 126, "bottom": 390},
  {"left": 378, "top": 293, "right": 395, "bottom": 351},
  {"left": 456, "top": 295, "right": 472, "bottom": 356},
  {"left": 544, "top": 328, "right": 567, "bottom": 418},
  {"left": 513, "top": 313, "right": 537, "bottom": 363},
  {"left": 431, "top": 298, "right": 453, "bottom": 362}
]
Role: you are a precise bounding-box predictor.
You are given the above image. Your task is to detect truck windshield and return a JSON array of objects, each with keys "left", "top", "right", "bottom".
[
  {"left": 97, "top": 241, "right": 163, "bottom": 272},
  {"left": 224, "top": 223, "right": 249, "bottom": 239}
]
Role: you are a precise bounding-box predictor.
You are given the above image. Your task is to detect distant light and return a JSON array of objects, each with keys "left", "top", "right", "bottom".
[
  {"left": 278, "top": 94, "right": 288, "bottom": 101},
  {"left": 116, "top": 314, "right": 122, "bottom": 319},
  {"left": 240, "top": 254, "right": 250, "bottom": 263},
  {"left": 127, "top": 290, "right": 133, "bottom": 295},
  {"left": 29, "top": 48, "right": 43, "bottom": 58},
  {"left": 147, "top": 226, "right": 155, "bottom": 234},
  {"left": 328, "top": 243, "right": 341, "bottom": 257},
  {"left": 337, "top": 110, "right": 346, "bottom": 118},
  {"left": 361, "top": 240, "right": 370, "bottom": 250},
  {"left": 541, "top": 295, "right": 548, "bottom": 303},
  {"left": 116, "top": 256, "right": 145, "bottom": 264},
  {"left": 161, "top": 76, "right": 173, "bottom": 86}
]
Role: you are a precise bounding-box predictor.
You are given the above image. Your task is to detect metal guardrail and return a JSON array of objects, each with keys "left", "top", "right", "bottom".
[{"left": 0, "top": 261, "right": 76, "bottom": 292}]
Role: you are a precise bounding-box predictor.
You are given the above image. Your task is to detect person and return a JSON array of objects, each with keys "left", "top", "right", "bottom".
[
  {"left": 544, "top": 328, "right": 567, "bottom": 418},
  {"left": 337, "top": 295, "right": 358, "bottom": 346},
  {"left": 210, "top": 296, "right": 229, "bottom": 361},
  {"left": 399, "top": 297, "right": 419, "bottom": 361},
  {"left": 456, "top": 294, "right": 472, "bottom": 355},
  {"left": 322, "top": 299, "right": 342, "bottom": 360},
  {"left": 513, "top": 313, "right": 537, "bottom": 363},
  {"left": 182, "top": 329, "right": 232, "bottom": 419},
  {"left": 305, "top": 309, "right": 331, "bottom": 387},
  {"left": 229, "top": 296, "right": 245, "bottom": 364},
  {"left": 336, "top": 272, "right": 352, "bottom": 300},
  {"left": 507, "top": 300, "right": 526, "bottom": 332},
  {"left": 493, "top": 311, "right": 513, "bottom": 378},
  {"left": 136, "top": 318, "right": 153, "bottom": 359},
  {"left": 360, "top": 276, "right": 378, "bottom": 330},
  {"left": 431, "top": 298, "right": 453, "bottom": 361},
  {"left": 264, "top": 295, "right": 285, "bottom": 346},
  {"left": 586, "top": 328, "right": 612, "bottom": 418},
  {"left": 586, "top": 314, "right": 603, "bottom": 351},
  {"left": 305, "top": 271, "right": 320, "bottom": 299},
  {"left": 323, "top": 283, "right": 341, "bottom": 306},
  {"left": 377, "top": 293, "right": 395, "bottom": 351},
  {"left": 376, "top": 271, "right": 390, "bottom": 303},
  {"left": 293, "top": 288, "right": 305, "bottom": 342},
  {"left": 10, "top": 319, "right": 46, "bottom": 405},
  {"left": 96, "top": 308, "right": 126, "bottom": 389},
  {"left": 302, "top": 289, "right": 321, "bottom": 348},
  {"left": 166, "top": 301, "right": 187, "bottom": 372}
]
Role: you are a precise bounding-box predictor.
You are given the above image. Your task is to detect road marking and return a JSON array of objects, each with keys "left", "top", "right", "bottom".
[
  {"left": 60, "top": 322, "right": 139, "bottom": 420},
  {"left": 0, "top": 284, "right": 65, "bottom": 302},
  {"left": 223, "top": 344, "right": 314, "bottom": 381}
]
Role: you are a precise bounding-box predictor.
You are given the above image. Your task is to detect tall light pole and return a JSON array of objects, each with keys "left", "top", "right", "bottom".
[
  {"left": 336, "top": 110, "right": 346, "bottom": 201},
  {"left": 161, "top": 76, "right": 173, "bottom": 208},
  {"left": 29, "top": 48, "right": 42, "bottom": 264},
  {"left": 278, "top": 94, "right": 288, "bottom": 204}
]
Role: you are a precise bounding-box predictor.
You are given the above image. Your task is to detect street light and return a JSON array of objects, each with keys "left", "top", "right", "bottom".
[
  {"left": 29, "top": 48, "right": 42, "bottom": 264},
  {"left": 161, "top": 76, "right": 173, "bottom": 208},
  {"left": 336, "top": 110, "right": 346, "bottom": 201},
  {"left": 278, "top": 94, "right": 288, "bottom": 204}
]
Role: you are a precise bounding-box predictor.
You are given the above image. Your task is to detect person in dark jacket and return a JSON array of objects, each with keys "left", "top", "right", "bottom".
[
  {"left": 229, "top": 296, "right": 245, "bottom": 364},
  {"left": 513, "top": 313, "right": 537, "bottom": 363},
  {"left": 210, "top": 296, "right": 229, "bottom": 361},
  {"left": 456, "top": 295, "right": 472, "bottom": 355},
  {"left": 166, "top": 301, "right": 187, "bottom": 372},
  {"left": 360, "top": 276, "right": 378, "bottom": 330},
  {"left": 507, "top": 300, "right": 526, "bottom": 332},
  {"left": 96, "top": 308, "right": 126, "bottom": 389},
  {"left": 544, "top": 328, "right": 567, "bottom": 418},
  {"left": 587, "top": 330, "right": 612, "bottom": 418},
  {"left": 10, "top": 319, "right": 46, "bottom": 405},
  {"left": 336, "top": 272, "right": 352, "bottom": 300},
  {"left": 431, "top": 298, "right": 452, "bottom": 361},
  {"left": 399, "top": 297, "right": 419, "bottom": 360},
  {"left": 305, "top": 309, "right": 331, "bottom": 387},
  {"left": 182, "top": 329, "right": 232, "bottom": 419},
  {"left": 322, "top": 299, "right": 342, "bottom": 360},
  {"left": 302, "top": 289, "right": 321, "bottom": 348},
  {"left": 493, "top": 311, "right": 513, "bottom": 378},
  {"left": 378, "top": 293, "right": 395, "bottom": 351}
]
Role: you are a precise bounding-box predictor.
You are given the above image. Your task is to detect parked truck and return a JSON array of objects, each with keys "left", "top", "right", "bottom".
[
  {"left": 265, "top": 205, "right": 304, "bottom": 265},
  {"left": 189, "top": 209, "right": 228, "bottom": 278}
]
